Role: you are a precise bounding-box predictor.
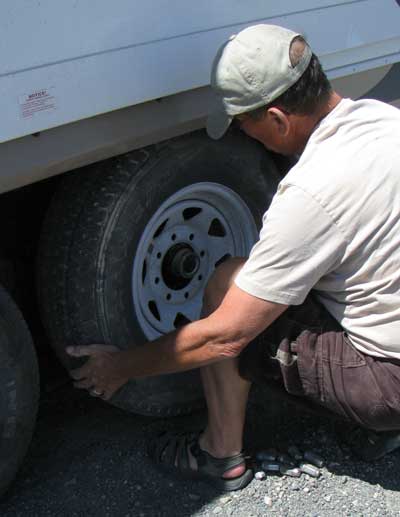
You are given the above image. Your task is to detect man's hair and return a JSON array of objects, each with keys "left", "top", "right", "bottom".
[{"left": 247, "top": 37, "right": 332, "bottom": 120}]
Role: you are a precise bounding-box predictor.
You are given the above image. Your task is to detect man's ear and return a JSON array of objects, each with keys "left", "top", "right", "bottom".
[{"left": 267, "top": 107, "right": 290, "bottom": 136}]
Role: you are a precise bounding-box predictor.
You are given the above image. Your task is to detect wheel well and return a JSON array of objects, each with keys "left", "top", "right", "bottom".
[
  {"left": 0, "top": 175, "right": 65, "bottom": 386},
  {"left": 0, "top": 134, "right": 290, "bottom": 386},
  {"left": 0, "top": 135, "right": 291, "bottom": 330}
]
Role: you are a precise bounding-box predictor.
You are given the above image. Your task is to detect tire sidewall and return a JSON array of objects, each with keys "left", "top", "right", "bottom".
[
  {"left": 100, "top": 133, "right": 279, "bottom": 347},
  {"left": 39, "top": 130, "right": 280, "bottom": 415},
  {"left": 0, "top": 288, "right": 39, "bottom": 497}
]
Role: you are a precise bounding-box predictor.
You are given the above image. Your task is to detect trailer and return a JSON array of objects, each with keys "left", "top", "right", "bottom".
[{"left": 0, "top": 0, "right": 399, "bottom": 496}]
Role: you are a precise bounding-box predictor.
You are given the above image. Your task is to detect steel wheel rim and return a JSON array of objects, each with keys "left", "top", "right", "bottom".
[{"left": 132, "top": 182, "right": 258, "bottom": 339}]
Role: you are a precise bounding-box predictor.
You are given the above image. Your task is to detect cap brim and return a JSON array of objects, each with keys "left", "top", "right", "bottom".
[{"left": 206, "top": 108, "right": 233, "bottom": 140}]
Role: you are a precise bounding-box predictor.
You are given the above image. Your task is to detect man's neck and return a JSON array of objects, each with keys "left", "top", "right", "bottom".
[
  {"left": 294, "top": 91, "right": 343, "bottom": 154},
  {"left": 313, "top": 91, "right": 342, "bottom": 129}
]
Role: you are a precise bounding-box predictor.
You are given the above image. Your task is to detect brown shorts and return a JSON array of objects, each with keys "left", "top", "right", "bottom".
[{"left": 239, "top": 294, "right": 400, "bottom": 431}]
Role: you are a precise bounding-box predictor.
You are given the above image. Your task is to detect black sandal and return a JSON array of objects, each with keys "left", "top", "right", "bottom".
[
  {"left": 149, "top": 431, "right": 253, "bottom": 491},
  {"left": 336, "top": 423, "right": 400, "bottom": 461}
]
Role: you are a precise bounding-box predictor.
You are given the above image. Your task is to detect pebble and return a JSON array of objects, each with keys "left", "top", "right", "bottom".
[
  {"left": 263, "top": 496, "right": 273, "bottom": 507},
  {"left": 324, "top": 495, "right": 332, "bottom": 503},
  {"left": 341, "top": 476, "right": 348, "bottom": 484},
  {"left": 213, "top": 506, "right": 222, "bottom": 514},
  {"left": 303, "top": 487, "right": 310, "bottom": 493},
  {"left": 219, "top": 496, "right": 231, "bottom": 504},
  {"left": 255, "top": 471, "right": 266, "bottom": 480}
]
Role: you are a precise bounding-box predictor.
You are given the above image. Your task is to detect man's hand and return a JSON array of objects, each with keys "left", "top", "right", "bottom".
[{"left": 66, "top": 344, "right": 128, "bottom": 400}]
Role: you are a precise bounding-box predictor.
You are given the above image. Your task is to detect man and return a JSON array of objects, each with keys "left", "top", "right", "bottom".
[{"left": 67, "top": 25, "right": 400, "bottom": 490}]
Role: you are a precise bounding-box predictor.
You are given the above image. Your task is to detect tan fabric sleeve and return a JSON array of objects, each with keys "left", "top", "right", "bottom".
[{"left": 235, "top": 184, "right": 347, "bottom": 305}]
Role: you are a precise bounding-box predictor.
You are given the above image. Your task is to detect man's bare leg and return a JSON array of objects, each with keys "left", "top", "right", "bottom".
[{"left": 197, "top": 258, "right": 251, "bottom": 479}]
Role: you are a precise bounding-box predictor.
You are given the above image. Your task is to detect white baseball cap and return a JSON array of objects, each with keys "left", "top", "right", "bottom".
[{"left": 206, "top": 24, "right": 312, "bottom": 139}]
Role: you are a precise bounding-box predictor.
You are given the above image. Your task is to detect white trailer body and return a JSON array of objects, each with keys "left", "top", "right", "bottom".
[
  {"left": 0, "top": 0, "right": 400, "bottom": 192},
  {"left": 0, "top": 0, "right": 399, "bottom": 498}
]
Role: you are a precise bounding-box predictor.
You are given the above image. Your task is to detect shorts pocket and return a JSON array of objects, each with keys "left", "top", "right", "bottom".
[
  {"left": 276, "top": 319, "right": 321, "bottom": 398},
  {"left": 295, "top": 327, "right": 324, "bottom": 404},
  {"left": 325, "top": 333, "right": 366, "bottom": 368}
]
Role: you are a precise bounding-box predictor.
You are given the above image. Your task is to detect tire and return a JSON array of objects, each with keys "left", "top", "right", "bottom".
[
  {"left": 0, "top": 285, "right": 39, "bottom": 497},
  {"left": 37, "top": 131, "right": 280, "bottom": 416}
]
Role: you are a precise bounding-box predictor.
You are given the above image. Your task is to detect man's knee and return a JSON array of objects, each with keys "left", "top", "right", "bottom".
[{"left": 203, "top": 257, "right": 246, "bottom": 311}]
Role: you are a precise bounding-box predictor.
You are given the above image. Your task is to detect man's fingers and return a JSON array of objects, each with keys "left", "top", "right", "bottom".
[
  {"left": 66, "top": 344, "right": 120, "bottom": 357},
  {"left": 66, "top": 345, "right": 96, "bottom": 357},
  {"left": 69, "top": 366, "right": 88, "bottom": 380},
  {"left": 73, "top": 378, "right": 93, "bottom": 389},
  {"left": 101, "top": 390, "right": 114, "bottom": 401},
  {"left": 91, "top": 344, "right": 120, "bottom": 353},
  {"left": 66, "top": 343, "right": 124, "bottom": 401}
]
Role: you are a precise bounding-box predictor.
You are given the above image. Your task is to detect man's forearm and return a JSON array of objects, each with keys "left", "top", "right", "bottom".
[
  {"left": 117, "top": 316, "right": 240, "bottom": 379},
  {"left": 67, "top": 284, "right": 287, "bottom": 399}
]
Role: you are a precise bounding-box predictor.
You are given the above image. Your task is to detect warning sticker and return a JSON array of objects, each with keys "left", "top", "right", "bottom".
[{"left": 19, "top": 88, "right": 56, "bottom": 119}]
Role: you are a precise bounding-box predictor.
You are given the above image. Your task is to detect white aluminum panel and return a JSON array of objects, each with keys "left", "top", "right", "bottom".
[
  {"left": 1, "top": 0, "right": 399, "bottom": 143},
  {"left": 0, "top": 0, "right": 357, "bottom": 74}
]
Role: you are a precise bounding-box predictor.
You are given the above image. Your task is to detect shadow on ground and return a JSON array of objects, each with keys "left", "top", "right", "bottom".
[{"left": 0, "top": 383, "right": 399, "bottom": 516}]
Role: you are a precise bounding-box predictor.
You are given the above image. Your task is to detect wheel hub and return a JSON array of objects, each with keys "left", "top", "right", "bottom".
[
  {"left": 162, "top": 243, "right": 200, "bottom": 289},
  {"left": 132, "top": 182, "right": 258, "bottom": 338}
]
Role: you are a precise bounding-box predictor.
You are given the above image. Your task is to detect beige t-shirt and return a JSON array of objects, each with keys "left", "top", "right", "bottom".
[{"left": 235, "top": 98, "right": 400, "bottom": 359}]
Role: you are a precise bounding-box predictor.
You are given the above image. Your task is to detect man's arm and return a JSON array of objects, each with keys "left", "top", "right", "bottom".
[{"left": 67, "top": 284, "right": 287, "bottom": 399}]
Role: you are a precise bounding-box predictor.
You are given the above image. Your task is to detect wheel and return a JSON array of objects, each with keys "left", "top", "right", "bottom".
[
  {"left": 37, "top": 131, "right": 280, "bottom": 416},
  {"left": 0, "top": 284, "right": 39, "bottom": 497}
]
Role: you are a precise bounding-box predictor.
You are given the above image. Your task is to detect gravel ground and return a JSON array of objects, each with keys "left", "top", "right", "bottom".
[{"left": 1, "top": 382, "right": 400, "bottom": 517}]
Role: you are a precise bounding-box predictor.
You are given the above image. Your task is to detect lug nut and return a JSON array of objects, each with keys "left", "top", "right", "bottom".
[
  {"left": 256, "top": 448, "right": 277, "bottom": 462},
  {"left": 299, "top": 463, "right": 320, "bottom": 478},
  {"left": 254, "top": 471, "right": 266, "bottom": 480},
  {"left": 303, "top": 451, "right": 324, "bottom": 468},
  {"left": 279, "top": 464, "right": 302, "bottom": 477},
  {"left": 288, "top": 445, "right": 303, "bottom": 461},
  {"left": 261, "top": 461, "right": 280, "bottom": 472},
  {"left": 277, "top": 453, "right": 296, "bottom": 467}
]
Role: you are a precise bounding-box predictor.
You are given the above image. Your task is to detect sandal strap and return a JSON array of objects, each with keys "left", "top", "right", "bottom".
[
  {"left": 191, "top": 441, "right": 246, "bottom": 477},
  {"left": 152, "top": 431, "right": 198, "bottom": 470},
  {"left": 152, "top": 432, "right": 174, "bottom": 462},
  {"left": 175, "top": 433, "right": 194, "bottom": 470},
  {"left": 150, "top": 430, "right": 247, "bottom": 480}
]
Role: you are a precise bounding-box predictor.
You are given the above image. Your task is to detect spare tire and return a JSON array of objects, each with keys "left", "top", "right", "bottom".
[
  {"left": 0, "top": 285, "right": 39, "bottom": 497},
  {"left": 37, "top": 131, "right": 280, "bottom": 416}
]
